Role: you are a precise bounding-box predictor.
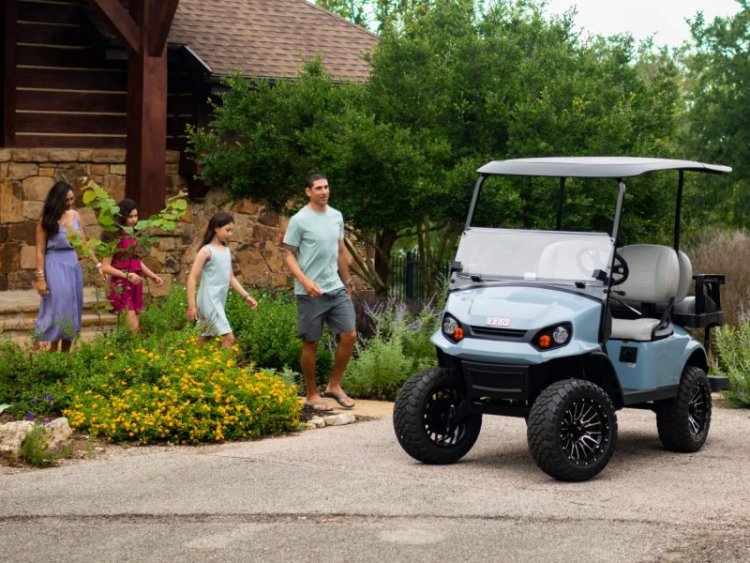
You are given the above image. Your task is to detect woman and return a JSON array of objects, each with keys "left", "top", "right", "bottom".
[{"left": 34, "top": 181, "right": 104, "bottom": 351}]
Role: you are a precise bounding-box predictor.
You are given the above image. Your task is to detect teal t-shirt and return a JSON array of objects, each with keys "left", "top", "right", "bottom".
[{"left": 283, "top": 205, "right": 344, "bottom": 295}]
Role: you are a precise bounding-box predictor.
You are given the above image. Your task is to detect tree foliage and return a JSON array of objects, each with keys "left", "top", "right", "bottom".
[
  {"left": 189, "top": 0, "right": 684, "bottom": 295},
  {"left": 683, "top": 1, "right": 750, "bottom": 231}
]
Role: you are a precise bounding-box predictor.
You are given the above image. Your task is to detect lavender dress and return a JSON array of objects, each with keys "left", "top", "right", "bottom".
[{"left": 34, "top": 215, "right": 84, "bottom": 342}]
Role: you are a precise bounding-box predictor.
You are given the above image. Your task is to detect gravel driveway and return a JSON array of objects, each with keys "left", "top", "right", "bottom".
[{"left": 1, "top": 400, "right": 749, "bottom": 562}]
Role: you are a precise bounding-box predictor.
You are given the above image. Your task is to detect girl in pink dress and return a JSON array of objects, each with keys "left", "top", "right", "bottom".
[{"left": 102, "top": 199, "right": 163, "bottom": 332}]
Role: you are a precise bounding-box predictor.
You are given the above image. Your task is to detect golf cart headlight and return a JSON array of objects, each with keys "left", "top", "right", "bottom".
[
  {"left": 533, "top": 323, "right": 572, "bottom": 351},
  {"left": 552, "top": 325, "right": 570, "bottom": 345},
  {"left": 442, "top": 315, "right": 464, "bottom": 342}
]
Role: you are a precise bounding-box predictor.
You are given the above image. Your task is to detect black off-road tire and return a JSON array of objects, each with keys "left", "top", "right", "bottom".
[
  {"left": 656, "top": 365, "right": 712, "bottom": 452},
  {"left": 527, "top": 379, "right": 618, "bottom": 482},
  {"left": 393, "top": 367, "right": 482, "bottom": 464}
]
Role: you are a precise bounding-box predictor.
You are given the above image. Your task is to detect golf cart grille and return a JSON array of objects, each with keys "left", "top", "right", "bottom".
[
  {"left": 468, "top": 326, "right": 528, "bottom": 340},
  {"left": 462, "top": 360, "right": 528, "bottom": 399}
]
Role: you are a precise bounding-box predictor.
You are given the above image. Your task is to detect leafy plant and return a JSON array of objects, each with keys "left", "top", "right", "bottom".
[
  {"left": 20, "top": 425, "right": 59, "bottom": 468},
  {"left": 72, "top": 178, "right": 187, "bottom": 258},
  {"left": 226, "top": 290, "right": 334, "bottom": 384},
  {"left": 63, "top": 335, "right": 301, "bottom": 444},
  {"left": 344, "top": 298, "right": 439, "bottom": 399},
  {"left": 714, "top": 322, "right": 750, "bottom": 407}
]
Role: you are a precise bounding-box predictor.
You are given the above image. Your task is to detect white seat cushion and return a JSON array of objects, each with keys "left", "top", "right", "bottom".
[
  {"left": 610, "top": 245, "right": 681, "bottom": 341},
  {"left": 611, "top": 318, "right": 661, "bottom": 341},
  {"left": 618, "top": 244, "right": 679, "bottom": 303}
]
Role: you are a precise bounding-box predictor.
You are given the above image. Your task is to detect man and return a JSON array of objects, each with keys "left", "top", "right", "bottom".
[{"left": 282, "top": 173, "right": 356, "bottom": 411}]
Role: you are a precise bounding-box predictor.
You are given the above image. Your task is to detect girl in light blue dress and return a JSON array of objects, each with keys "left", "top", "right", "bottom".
[{"left": 186, "top": 212, "right": 257, "bottom": 347}]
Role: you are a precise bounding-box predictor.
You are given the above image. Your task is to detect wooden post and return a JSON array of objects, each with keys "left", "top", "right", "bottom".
[
  {"left": 2, "top": 0, "right": 17, "bottom": 147},
  {"left": 92, "top": 0, "right": 179, "bottom": 217},
  {"left": 126, "top": 0, "right": 167, "bottom": 217}
]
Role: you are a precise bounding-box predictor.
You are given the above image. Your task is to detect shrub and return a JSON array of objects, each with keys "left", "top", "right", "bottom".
[
  {"left": 139, "top": 285, "right": 190, "bottom": 334},
  {"left": 63, "top": 335, "right": 301, "bottom": 444},
  {"left": 1, "top": 291, "right": 302, "bottom": 443},
  {"left": 344, "top": 298, "right": 439, "bottom": 400},
  {"left": 0, "top": 340, "right": 82, "bottom": 420},
  {"left": 684, "top": 229, "right": 750, "bottom": 327},
  {"left": 714, "top": 321, "right": 750, "bottom": 407},
  {"left": 226, "top": 290, "right": 333, "bottom": 386},
  {"left": 20, "top": 425, "right": 60, "bottom": 468}
]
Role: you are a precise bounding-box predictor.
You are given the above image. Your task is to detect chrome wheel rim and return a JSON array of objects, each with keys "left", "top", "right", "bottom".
[
  {"left": 560, "top": 397, "right": 610, "bottom": 466},
  {"left": 688, "top": 383, "right": 709, "bottom": 436}
]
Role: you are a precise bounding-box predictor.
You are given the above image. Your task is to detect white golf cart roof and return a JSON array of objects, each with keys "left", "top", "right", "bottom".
[{"left": 478, "top": 157, "right": 732, "bottom": 177}]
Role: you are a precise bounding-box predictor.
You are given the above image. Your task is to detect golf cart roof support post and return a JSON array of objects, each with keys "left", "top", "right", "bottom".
[
  {"left": 465, "top": 175, "right": 485, "bottom": 230},
  {"left": 674, "top": 170, "right": 684, "bottom": 252},
  {"left": 612, "top": 179, "right": 626, "bottom": 245},
  {"left": 556, "top": 177, "right": 566, "bottom": 230}
]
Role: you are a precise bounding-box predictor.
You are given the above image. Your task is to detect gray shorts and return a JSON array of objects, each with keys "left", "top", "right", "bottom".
[{"left": 296, "top": 288, "right": 356, "bottom": 342}]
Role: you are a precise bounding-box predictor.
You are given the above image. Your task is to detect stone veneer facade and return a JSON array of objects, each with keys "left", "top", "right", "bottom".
[{"left": 0, "top": 148, "right": 291, "bottom": 295}]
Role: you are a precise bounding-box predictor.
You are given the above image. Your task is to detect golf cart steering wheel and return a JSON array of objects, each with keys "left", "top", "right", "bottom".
[{"left": 611, "top": 251, "right": 629, "bottom": 286}]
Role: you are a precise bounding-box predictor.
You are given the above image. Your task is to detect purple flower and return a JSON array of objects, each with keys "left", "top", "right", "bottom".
[{"left": 25, "top": 411, "right": 35, "bottom": 421}]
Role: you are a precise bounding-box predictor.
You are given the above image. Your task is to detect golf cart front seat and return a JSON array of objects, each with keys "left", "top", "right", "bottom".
[{"left": 610, "top": 244, "right": 682, "bottom": 341}]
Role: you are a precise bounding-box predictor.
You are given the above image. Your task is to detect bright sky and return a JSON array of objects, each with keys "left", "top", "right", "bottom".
[{"left": 544, "top": 0, "right": 742, "bottom": 48}]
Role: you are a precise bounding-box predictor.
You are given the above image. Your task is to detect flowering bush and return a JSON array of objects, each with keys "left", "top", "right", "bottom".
[
  {"left": 343, "top": 298, "right": 440, "bottom": 400},
  {"left": 62, "top": 335, "right": 301, "bottom": 443}
]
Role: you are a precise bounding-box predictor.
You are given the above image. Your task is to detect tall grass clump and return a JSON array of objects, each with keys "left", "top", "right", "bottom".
[
  {"left": 344, "top": 298, "right": 440, "bottom": 400},
  {"left": 684, "top": 229, "right": 750, "bottom": 327},
  {"left": 714, "top": 320, "right": 750, "bottom": 407}
]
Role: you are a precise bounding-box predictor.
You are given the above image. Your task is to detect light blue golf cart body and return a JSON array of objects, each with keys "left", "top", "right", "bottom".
[{"left": 435, "top": 157, "right": 731, "bottom": 411}]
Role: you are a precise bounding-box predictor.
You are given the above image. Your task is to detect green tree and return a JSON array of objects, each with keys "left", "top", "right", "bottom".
[
  {"left": 314, "top": 0, "right": 370, "bottom": 28},
  {"left": 189, "top": 0, "right": 682, "bottom": 296},
  {"left": 683, "top": 1, "right": 750, "bottom": 230},
  {"left": 313, "top": 0, "right": 439, "bottom": 32},
  {"left": 188, "top": 60, "right": 439, "bottom": 295}
]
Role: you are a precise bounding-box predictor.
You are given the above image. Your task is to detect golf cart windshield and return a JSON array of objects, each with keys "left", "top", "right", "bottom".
[{"left": 454, "top": 228, "right": 613, "bottom": 284}]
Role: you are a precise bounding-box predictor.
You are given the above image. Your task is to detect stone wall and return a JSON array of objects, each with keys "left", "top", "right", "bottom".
[{"left": 0, "top": 148, "right": 291, "bottom": 294}]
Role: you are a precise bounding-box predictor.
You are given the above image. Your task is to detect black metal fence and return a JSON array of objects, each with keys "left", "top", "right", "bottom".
[{"left": 390, "top": 251, "right": 449, "bottom": 301}]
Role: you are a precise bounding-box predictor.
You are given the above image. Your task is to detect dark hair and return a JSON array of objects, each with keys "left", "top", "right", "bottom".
[
  {"left": 40, "top": 181, "right": 74, "bottom": 236},
  {"left": 103, "top": 199, "right": 138, "bottom": 242},
  {"left": 115, "top": 199, "right": 138, "bottom": 227},
  {"left": 304, "top": 173, "right": 327, "bottom": 189},
  {"left": 201, "top": 211, "right": 234, "bottom": 246}
]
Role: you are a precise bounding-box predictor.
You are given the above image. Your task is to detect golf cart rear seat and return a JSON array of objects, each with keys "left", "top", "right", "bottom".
[
  {"left": 672, "top": 250, "right": 725, "bottom": 328},
  {"left": 610, "top": 245, "right": 682, "bottom": 341}
]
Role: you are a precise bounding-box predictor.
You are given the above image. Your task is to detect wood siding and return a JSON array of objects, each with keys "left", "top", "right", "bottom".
[{"left": 7, "top": 0, "right": 198, "bottom": 150}]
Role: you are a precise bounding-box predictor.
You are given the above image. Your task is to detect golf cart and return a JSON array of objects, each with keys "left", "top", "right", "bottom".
[{"left": 393, "top": 157, "right": 731, "bottom": 481}]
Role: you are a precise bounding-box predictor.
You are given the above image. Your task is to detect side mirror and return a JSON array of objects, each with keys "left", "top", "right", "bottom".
[{"left": 450, "top": 261, "right": 463, "bottom": 274}]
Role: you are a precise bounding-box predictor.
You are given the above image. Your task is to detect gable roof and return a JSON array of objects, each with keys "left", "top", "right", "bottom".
[{"left": 168, "top": 0, "right": 378, "bottom": 82}]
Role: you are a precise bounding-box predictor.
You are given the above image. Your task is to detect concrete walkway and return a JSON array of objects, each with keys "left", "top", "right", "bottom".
[{"left": 1, "top": 401, "right": 749, "bottom": 562}]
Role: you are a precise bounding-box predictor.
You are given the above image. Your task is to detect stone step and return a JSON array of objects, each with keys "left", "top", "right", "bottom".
[
  {"left": 0, "top": 287, "right": 109, "bottom": 315},
  {"left": 0, "top": 311, "right": 118, "bottom": 332},
  {"left": 0, "top": 287, "right": 119, "bottom": 345}
]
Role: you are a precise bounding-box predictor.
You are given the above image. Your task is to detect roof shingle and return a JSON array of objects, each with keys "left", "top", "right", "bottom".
[{"left": 169, "top": 0, "right": 378, "bottom": 81}]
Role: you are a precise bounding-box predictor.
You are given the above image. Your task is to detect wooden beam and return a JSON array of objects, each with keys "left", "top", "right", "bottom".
[
  {"left": 91, "top": 0, "right": 141, "bottom": 54},
  {"left": 123, "top": 0, "right": 170, "bottom": 218},
  {"left": 126, "top": 48, "right": 168, "bottom": 217},
  {"left": 3, "top": 0, "right": 17, "bottom": 147},
  {"left": 148, "top": 0, "right": 179, "bottom": 57}
]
